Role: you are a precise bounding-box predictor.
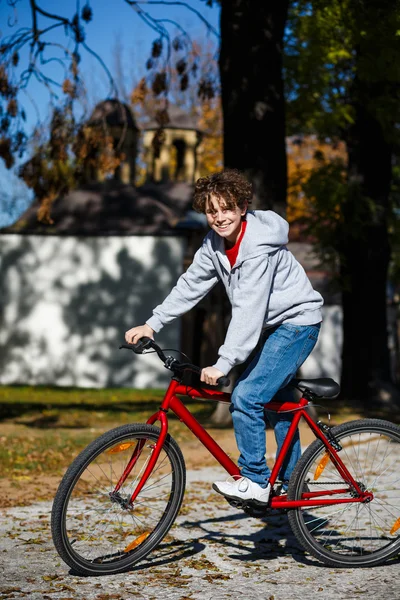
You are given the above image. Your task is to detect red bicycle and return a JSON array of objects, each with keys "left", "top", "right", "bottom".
[{"left": 51, "top": 337, "right": 400, "bottom": 575}]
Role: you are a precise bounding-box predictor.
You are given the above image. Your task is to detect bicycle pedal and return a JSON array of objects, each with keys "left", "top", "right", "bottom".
[
  {"left": 225, "top": 497, "right": 269, "bottom": 517},
  {"left": 226, "top": 497, "right": 246, "bottom": 509},
  {"left": 243, "top": 500, "right": 269, "bottom": 518}
]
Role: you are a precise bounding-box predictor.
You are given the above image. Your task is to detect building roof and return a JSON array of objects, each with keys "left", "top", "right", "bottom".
[
  {"left": 0, "top": 181, "right": 201, "bottom": 236},
  {"left": 88, "top": 99, "right": 138, "bottom": 130},
  {"left": 143, "top": 104, "right": 201, "bottom": 131}
]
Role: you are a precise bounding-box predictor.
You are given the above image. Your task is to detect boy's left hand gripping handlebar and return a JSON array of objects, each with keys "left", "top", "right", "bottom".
[{"left": 119, "top": 337, "right": 230, "bottom": 387}]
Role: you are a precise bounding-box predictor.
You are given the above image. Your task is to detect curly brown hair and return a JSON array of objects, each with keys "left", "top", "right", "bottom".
[{"left": 192, "top": 169, "right": 253, "bottom": 213}]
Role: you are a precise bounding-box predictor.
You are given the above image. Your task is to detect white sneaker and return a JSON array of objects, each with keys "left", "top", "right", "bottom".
[{"left": 212, "top": 476, "right": 271, "bottom": 505}]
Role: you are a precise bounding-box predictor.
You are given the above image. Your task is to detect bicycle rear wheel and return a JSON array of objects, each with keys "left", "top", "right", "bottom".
[
  {"left": 287, "top": 419, "right": 400, "bottom": 567},
  {"left": 51, "top": 424, "right": 186, "bottom": 575}
]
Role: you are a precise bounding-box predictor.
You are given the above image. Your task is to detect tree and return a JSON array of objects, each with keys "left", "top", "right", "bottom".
[
  {"left": 286, "top": 136, "right": 346, "bottom": 224},
  {"left": 286, "top": 0, "right": 400, "bottom": 405},
  {"left": 2, "top": 1, "right": 399, "bottom": 411},
  {"left": 0, "top": 2, "right": 224, "bottom": 220},
  {"left": 129, "top": 38, "right": 223, "bottom": 182},
  {"left": 0, "top": 1, "right": 289, "bottom": 216},
  {"left": 17, "top": 101, "right": 127, "bottom": 223},
  {"left": 219, "top": 0, "right": 289, "bottom": 213}
]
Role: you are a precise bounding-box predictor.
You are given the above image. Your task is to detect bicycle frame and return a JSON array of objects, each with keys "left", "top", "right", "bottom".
[{"left": 114, "top": 379, "right": 373, "bottom": 509}]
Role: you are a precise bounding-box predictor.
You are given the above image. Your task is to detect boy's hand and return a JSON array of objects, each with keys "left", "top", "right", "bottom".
[
  {"left": 125, "top": 324, "right": 154, "bottom": 345},
  {"left": 201, "top": 366, "right": 225, "bottom": 386}
]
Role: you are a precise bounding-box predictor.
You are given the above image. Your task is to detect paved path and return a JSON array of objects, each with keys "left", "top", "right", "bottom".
[{"left": 0, "top": 467, "right": 399, "bottom": 600}]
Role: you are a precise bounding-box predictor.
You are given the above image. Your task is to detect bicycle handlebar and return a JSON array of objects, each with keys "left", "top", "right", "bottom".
[{"left": 119, "top": 337, "right": 230, "bottom": 387}]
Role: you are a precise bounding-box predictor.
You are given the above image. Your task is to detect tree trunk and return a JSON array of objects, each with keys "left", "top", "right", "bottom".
[
  {"left": 219, "top": 0, "right": 289, "bottom": 214},
  {"left": 208, "top": 1, "right": 289, "bottom": 427},
  {"left": 340, "top": 96, "right": 395, "bottom": 405}
]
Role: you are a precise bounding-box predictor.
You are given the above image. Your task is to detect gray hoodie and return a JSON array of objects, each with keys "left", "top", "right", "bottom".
[{"left": 146, "top": 210, "right": 323, "bottom": 375}]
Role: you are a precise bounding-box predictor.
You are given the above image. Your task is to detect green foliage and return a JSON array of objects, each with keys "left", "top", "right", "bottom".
[
  {"left": 300, "top": 155, "right": 378, "bottom": 280},
  {"left": 286, "top": 0, "right": 400, "bottom": 294},
  {"left": 286, "top": 0, "right": 400, "bottom": 141},
  {"left": 299, "top": 157, "right": 346, "bottom": 267},
  {"left": 285, "top": 0, "right": 355, "bottom": 137}
]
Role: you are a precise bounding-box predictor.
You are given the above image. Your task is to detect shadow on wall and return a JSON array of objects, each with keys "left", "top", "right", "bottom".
[
  {"left": 0, "top": 235, "right": 184, "bottom": 388},
  {"left": 0, "top": 238, "right": 41, "bottom": 382}
]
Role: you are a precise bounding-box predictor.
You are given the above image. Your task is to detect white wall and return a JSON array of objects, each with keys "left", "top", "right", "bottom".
[
  {"left": 0, "top": 235, "right": 185, "bottom": 388},
  {"left": 299, "top": 305, "right": 343, "bottom": 383},
  {"left": 0, "top": 234, "right": 343, "bottom": 389}
]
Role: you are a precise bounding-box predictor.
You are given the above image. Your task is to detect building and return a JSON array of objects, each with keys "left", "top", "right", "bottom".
[
  {"left": 0, "top": 99, "right": 340, "bottom": 388},
  {"left": 0, "top": 100, "right": 206, "bottom": 388}
]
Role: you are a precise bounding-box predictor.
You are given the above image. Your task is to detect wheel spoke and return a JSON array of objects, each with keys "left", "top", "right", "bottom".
[
  {"left": 288, "top": 420, "right": 400, "bottom": 567},
  {"left": 52, "top": 425, "right": 185, "bottom": 575}
]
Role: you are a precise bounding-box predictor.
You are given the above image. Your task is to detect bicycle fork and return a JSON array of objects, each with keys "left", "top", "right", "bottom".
[{"left": 111, "top": 410, "right": 169, "bottom": 506}]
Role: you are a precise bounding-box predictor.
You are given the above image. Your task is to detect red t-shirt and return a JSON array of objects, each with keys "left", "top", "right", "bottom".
[{"left": 225, "top": 220, "right": 247, "bottom": 267}]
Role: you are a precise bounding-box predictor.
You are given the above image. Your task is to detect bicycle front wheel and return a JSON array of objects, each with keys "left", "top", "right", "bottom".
[
  {"left": 287, "top": 419, "right": 400, "bottom": 567},
  {"left": 51, "top": 424, "right": 186, "bottom": 575}
]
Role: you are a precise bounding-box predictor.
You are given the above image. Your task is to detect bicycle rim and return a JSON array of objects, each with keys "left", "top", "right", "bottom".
[
  {"left": 51, "top": 424, "right": 185, "bottom": 575},
  {"left": 288, "top": 419, "right": 400, "bottom": 567}
]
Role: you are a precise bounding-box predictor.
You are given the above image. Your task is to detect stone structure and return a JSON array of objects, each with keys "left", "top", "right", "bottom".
[
  {"left": 142, "top": 105, "right": 202, "bottom": 183},
  {"left": 87, "top": 99, "right": 139, "bottom": 185}
]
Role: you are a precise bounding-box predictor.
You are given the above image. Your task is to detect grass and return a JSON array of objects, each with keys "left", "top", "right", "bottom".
[
  {"left": 1, "top": 384, "right": 397, "bottom": 485},
  {"left": 0, "top": 385, "right": 217, "bottom": 480},
  {"left": 0, "top": 430, "right": 95, "bottom": 477},
  {"left": 0, "top": 384, "right": 217, "bottom": 427}
]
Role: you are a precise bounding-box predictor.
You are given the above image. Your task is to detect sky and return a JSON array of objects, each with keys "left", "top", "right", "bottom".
[{"left": 0, "top": 0, "right": 220, "bottom": 227}]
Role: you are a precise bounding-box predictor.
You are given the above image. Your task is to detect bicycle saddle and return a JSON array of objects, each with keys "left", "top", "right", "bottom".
[{"left": 291, "top": 378, "right": 340, "bottom": 399}]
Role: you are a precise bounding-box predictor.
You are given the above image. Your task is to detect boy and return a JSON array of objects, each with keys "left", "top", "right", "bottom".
[{"left": 126, "top": 169, "right": 323, "bottom": 505}]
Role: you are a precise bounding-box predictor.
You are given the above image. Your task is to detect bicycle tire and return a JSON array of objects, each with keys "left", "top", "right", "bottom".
[
  {"left": 51, "top": 423, "right": 186, "bottom": 575},
  {"left": 287, "top": 419, "right": 400, "bottom": 568}
]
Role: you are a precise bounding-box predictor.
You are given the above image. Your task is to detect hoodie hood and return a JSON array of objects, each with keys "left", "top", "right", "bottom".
[
  {"left": 209, "top": 210, "right": 289, "bottom": 267},
  {"left": 241, "top": 210, "right": 289, "bottom": 258}
]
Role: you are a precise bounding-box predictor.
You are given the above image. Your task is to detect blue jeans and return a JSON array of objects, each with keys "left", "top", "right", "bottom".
[{"left": 230, "top": 322, "right": 321, "bottom": 487}]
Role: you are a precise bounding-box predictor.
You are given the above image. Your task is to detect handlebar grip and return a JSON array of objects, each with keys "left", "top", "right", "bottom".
[
  {"left": 119, "top": 337, "right": 154, "bottom": 354},
  {"left": 193, "top": 367, "right": 230, "bottom": 387}
]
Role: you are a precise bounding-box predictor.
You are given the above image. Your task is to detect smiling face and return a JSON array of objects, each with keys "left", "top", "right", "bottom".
[{"left": 205, "top": 194, "right": 247, "bottom": 246}]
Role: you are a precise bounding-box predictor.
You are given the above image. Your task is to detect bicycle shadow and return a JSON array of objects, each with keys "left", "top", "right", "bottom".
[
  {"left": 68, "top": 538, "right": 207, "bottom": 577},
  {"left": 179, "top": 507, "right": 400, "bottom": 569},
  {"left": 178, "top": 508, "right": 333, "bottom": 568},
  {"left": 69, "top": 506, "right": 400, "bottom": 577}
]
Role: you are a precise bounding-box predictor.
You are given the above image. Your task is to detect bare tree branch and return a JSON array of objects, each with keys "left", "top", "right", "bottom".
[
  {"left": 82, "top": 42, "right": 118, "bottom": 97},
  {"left": 0, "top": 0, "right": 218, "bottom": 175},
  {"left": 31, "top": 1, "right": 69, "bottom": 26},
  {"left": 125, "top": 1, "right": 219, "bottom": 38}
]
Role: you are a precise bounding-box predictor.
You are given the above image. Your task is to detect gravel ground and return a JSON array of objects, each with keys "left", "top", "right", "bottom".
[{"left": 0, "top": 466, "right": 399, "bottom": 600}]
